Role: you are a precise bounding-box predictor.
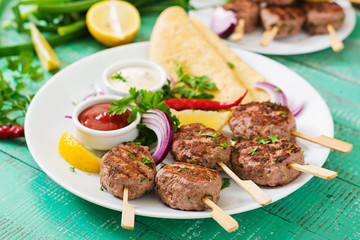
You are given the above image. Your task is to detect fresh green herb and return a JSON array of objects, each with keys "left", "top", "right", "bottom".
[
  {"left": 218, "top": 151, "right": 221, "bottom": 156},
  {"left": 185, "top": 167, "right": 190, "bottom": 169},
  {"left": 187, "top": 196, "right": 191, "bottom": 199},
  {"left": 248, "top": 147, "right": 258, "bottom": 156},
  {"left": 266, "top": 102, "right": 281, "bottom": 110},
  {"left": 280, "top": 111, "right": 289, "bottom": 115},
  {"left": 269, "top": 135, "right": 281, "bottom": 143},
  {"left": 141, "top": 177, "right": 146, "bottom": 182},
  {"left": 111, "top": 72, "right": 127, "bottom": 82},
  {"left": 199, "top": 131, "right": 218, "bottom": 138},
  {"left": 208, "top": 177, "right": 214, "bottom": 180},
  {"left": 221, "top": 178, "right": 231, "bottom": 190},
  {"left": 142, "top": 158, "right": 154, "bottom": 164},
  {"left": 69, "top": 166, "right": 75, "bottom": 172},
  {"left": 0, "top": 51, "right": 44, "bottom": 126},
  {"left": 204, "top": 194, "right": 214, "bottom": 199},
  {"left": 109, "top": 87, "right": 180, "bottom": 146},
  {"left": 211, "top": 166, "right": 216, "bottom": 170},
  {"left": 177, "top": 168, "right": 183, "bottom": 172},
  {"left": 165, "top": 62, "right": 217, "bottom": 100},
  {"left": 274, "top": 88, "right": 282, "bottom": 92},
  {"left": 128, "top": 149, "right": 134, "bottom": 154},
  {"left": 255, "top": 135, "right": 281, "bottom": 145},
  {"left": 160, "top": 163, "right": 168, "bottom": 169},
  {"left": 100, "top": 186, "right": 104, "bottom": 191},
  {"left": 220, "top": 141, "right": 228, "bottom": 149},
  {"left": 227, "top": 62, "right": 235, "bottom": 69},
  {"left": 108, "top": 182, "right": 111, "bottom": 187}
]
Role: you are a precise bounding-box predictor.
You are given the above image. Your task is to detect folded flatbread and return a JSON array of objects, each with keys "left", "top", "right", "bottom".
[{"left": 150, "top": 6, "right": 269, "bottom": 103}]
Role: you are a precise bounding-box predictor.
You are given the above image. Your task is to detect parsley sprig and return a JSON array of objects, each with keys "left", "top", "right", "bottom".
[
  {"left": 256, "top": 135, "right": 281, "bottom": 144},
  {"left": 109, "top": 87, "right": 180, "bottom": 146},
  {"left": 163, "top": 62, "right": 217, "bottom": 99},
  {"left": 111, "top": 72, "right": 127, "bottom": 82},
  {"left": 0, "top": 51, "right": 43, "bottom": 126}
]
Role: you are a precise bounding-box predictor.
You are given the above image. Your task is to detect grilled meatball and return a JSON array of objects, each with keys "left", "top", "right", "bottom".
[
  {"left": 223, "top": 0, "right": 260, "bottom": 33},
  {"left": 171, "top": 123, "right": 231, "bottom": 171},
  {"left": 229, "top": 102, "right": 296, "bottom": 141},
  {"left": 260, "top": 6, "right": 305, "bottom": 38},
  {"left": 155, "top": 162, "right": 222, "bottom": 211},
  {"left": 251, "top": 0, "right": 295, "bottom": 6},
  {"left": 231, "top": 138, "right": 304, "bottom": 186},
  {"left": 303, "top": 2, "right": 345, "bottom": 35},
  {"left": 100, "top": 142, "right": 156, "bottom": 200}
]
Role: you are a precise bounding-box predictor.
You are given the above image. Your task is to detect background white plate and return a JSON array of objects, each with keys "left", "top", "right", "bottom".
[
  {"left": 189, "top": 0, "right": 356, "bottom": 55},
  {"left": 25, "top": 42, "right": 333, "bottom": 219}
]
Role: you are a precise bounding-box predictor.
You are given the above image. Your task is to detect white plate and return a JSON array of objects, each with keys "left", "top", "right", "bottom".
[
  {"left": 25, "top": 42, "right": 333, "bottom": 219},
  {"left": 189, "top": 0, "right": 356, "bottom": 55}
]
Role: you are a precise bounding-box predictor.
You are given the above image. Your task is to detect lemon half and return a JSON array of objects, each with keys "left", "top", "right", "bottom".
[
  {"left": 58, "top": 132, "right": 101, "bottom": 173},
  {"left": 172, "top": 110, "right": 230, "bottom": 131},
  {"left": 86, "top": 0, "right": 141, "bottom": 47}
]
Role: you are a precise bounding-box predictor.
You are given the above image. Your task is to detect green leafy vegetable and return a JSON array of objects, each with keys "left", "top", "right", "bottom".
[
  {"left": 220, "top": 141, "right": 228, "bottom": 149},
  {"left": 248, "top": 147, "right": 258, "bottom": 156},
  {"left": 227, "top": 62, "right": 235, "bottom": 69},
  {"left": 111, "top": 72, "right": 127, "bottom": 82},
  {"left": 221, "top": 177, "right": 231, "bottom": 190},
  {"left": 256, "top": 135, "right": 281, "bottom": 144}
]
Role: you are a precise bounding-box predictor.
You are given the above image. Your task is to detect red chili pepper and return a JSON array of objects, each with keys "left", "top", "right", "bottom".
[
  {"left": 164, "top": 90, "right": 248, "bottom": 110},
  {"left": 0, "top": 125, "right": 24, "bottom": 138}
]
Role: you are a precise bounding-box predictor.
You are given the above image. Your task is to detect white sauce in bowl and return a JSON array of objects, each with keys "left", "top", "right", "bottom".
[{"left": 109, "top": 67, "right": 161, "bottom": 91}]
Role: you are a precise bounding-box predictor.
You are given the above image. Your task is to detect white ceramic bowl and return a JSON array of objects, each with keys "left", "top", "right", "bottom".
[
  {"left": 103, "top": 59, "right": 167, "bottom": 96},
  {"left": 72, "top": 95, "right": 141, "bottom": 150}
]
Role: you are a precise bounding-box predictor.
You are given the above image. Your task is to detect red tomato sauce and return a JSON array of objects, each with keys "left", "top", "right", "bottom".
[{"left": 78, "top": 103, "right": 131, "bottom": 131}]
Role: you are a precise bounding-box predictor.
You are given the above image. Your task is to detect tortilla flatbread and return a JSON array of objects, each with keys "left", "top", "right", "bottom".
[
  {"left": 189, "top": 17, "right": 270, "bottom": 102},
  {"left": 149, "top": 6, "right": 250, "bottom": 102}
]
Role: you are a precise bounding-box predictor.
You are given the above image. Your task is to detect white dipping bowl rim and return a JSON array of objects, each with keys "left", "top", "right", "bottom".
[
  {"left": 72, "top": 95, "right": 140, "bottom": 137},
  {"left": 103, "top": 59, "right": 167, "bottom": 96}
]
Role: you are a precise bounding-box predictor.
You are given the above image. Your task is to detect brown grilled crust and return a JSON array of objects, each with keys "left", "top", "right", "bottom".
[
  {"left": 229, "top": 102, "right": 296, "bottom": 141},
  {"left": 100, "top": 142, "right": 156, "bottom": 200},
  {"left": 155, "top": 162, "right": 222, "bottom": 211},
  {"left": 231, "top": 138, "right": 304, "bottom": 186},
  {"left": 223, "top": 0, "right": 260, "bottom": 32},
  {"left": 171, "top": 123, "right": 231, "bottom": 171}
]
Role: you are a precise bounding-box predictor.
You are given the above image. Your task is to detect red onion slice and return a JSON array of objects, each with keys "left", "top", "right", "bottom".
[
  {"left": 254, "top": 82, "right": 305, "bottom": 116},
  {"left": 142, "top": 109, "right": 174, "bottom": 164},
  {"left": 211, "top": 7, "right": 237, "bottom": 38}
]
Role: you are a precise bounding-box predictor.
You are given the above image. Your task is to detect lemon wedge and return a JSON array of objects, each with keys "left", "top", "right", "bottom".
[
  {"left": 29, "top": 23, "right": 60, "bottom": 71},
  {"left": 58, "top": 132, "right": 101, "bottom": 173},
  {"left": 172, "top": 109, "right": 230, "bottom": 131},
  {"left": 86, "top": 0, "right": 140, "bottom": 47}
]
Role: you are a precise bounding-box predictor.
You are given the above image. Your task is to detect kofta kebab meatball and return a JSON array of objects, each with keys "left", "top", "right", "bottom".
[
  {"left": 223, "top": 0, "right": 260, "bottom": 33},
  {"left": 303, "top": 2, "right": 345, "bottom": 35},
  {"left": 260, "top": 6, "right": 305, "bottom": 39},
  {"left": 229, "top": 102, "right": 296, "bottom": 141},
  {"left": 231, "top": 138, "right": 304, "bottom": 186},
  {"left": 155, "top": 162, "right": 222, "bottom": 211},
  {"left": 100, "top": 142, "right": 156, "bottom": 200},
  {"left": 170, "top": 123, "right": 231, "bottom": 171}
]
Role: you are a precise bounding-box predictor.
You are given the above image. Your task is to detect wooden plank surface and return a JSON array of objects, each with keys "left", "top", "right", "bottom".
[{"left": 1, "top": 2, "right": 360, "bottom": 239}]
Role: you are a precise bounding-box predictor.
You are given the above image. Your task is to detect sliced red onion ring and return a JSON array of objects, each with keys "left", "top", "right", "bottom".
[
  {"left": 211, "top": 7, "right": 237, "bottom": 38},
  {"left": 290, "top": 102, "right": 305, "bottom": 117},
  {"left": 253, "top": 82, "right": 288, "bottom": 106},
  {"left": 254, "top": 82, "right": 305, "bottom": 116},
  {"left": 142, "top": 109, "right": 174, "bottom": 164},
  {"left": 82, "top": 85, "right": 105, "bottom": 101},
  {"left": 65, "top": 115, "right": 72, "bottom": 119}
]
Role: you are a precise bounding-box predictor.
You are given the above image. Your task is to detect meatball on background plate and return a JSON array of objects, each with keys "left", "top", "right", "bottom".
[{"left": 189, "top": 0, "right": 356, "bottom": 55}]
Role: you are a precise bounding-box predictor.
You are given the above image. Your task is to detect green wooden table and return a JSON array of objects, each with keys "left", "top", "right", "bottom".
[{"left": 1, "top": 2, "right": 360, "bottom": 239}]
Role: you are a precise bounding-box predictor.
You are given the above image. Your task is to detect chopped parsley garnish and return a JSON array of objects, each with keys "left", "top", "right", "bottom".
[
  {"left": 220, "top": 141, "right": 228, "bottom": 149},
  {"left": 248, "top": 147, "right": 258, "bottom": 156},
  {"left": 280, "top": 111, "right": 289, "bottom": 115},
  {"left": 256, "top": 135, "right": 280, "bottom": 144},
  {"left": 177, "top": 168, "right": 183, "bottom": 172},
  {"left": 205, "top": 194, "right": 214, "bottom": 199},
  {"left": 128, "top": 149, "right": 134, "bottom": 154},
  {"left": 108, "top": 182, "right": 111, "bottom": 187},
  {"left": 100, "top": 186, "right": 104, "bottom": 191},
  {"left": 221, "top": 178, "right": 231, "bottom": 190},
  {"left": 187, "top": 196, "right": 191, "bottom": 199},
  {"left": 227, "top": 62, "right": 235, "bottom": 69},
  {"left": 198, "top": 130, "right": 218, "bottom": 138},
  {"left": 274, "top": 88, "right": 282, "bottom": 92},
  {"left": 218, "top": 151, "right": 221, "bottom": 156},
  {"left": 142, "top": 157, "right": 154, "bottom": 164},
  {"left": 160, "top": 163, "right": 168, "bottom": 169},
  {"left": 141, "top": 177, "right": 146, "bottom": 182},
  {"left": 266, "top": 102, "right": 281, "bottom": 110},
  {"left": 69, "top": 166, "right": 75, "bottom": 172},
  {"left": 111, "top": 72, "right": 127, "bottom": 82}
]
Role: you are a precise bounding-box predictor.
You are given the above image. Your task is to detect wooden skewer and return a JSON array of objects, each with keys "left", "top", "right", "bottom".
[
  {"left": 289, "top": 163, "right": 338, "bottom": 179},
  {"left": 202, "top": 196, "right": 239, "bottom": 232},
  {"left": 291, "top": 131, "right": 353, "bottom": 153},
  {"left": 260, "top": 26, "right": 279, "bottom": 47},
  {"left": 327, "top": 24, "right": 344, "bottom": 52},
  {"left": 121, "top": 187, "right": 135, "bottom": 230},
  {"left": 229, "top": 19, "right": 245, "bottom": 41},
  {"left": 217, "top": 161, "right": 272, "bottom": 206}
]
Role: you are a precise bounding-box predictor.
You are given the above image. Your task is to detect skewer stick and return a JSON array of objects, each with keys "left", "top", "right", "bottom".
[
  {"left": 217, "top": 161, "right": 272, "bottom": 206},
  {"left": 202, "top": 196, "right": 239, "bottom": 232},
  {"left": 121, "top": 187, "right": 135, "bottom": 230},
  {"left": 327, "top": 24, "right": 344, "bottom": 52},
  {"left": 229, "top": 19, "right": 245, "bottom": 41},
  {"left": 291, "top": 131, "right": 353, "bottom": 153},
  {"left": 260, "top": 26, "right": 279, "bottom": 47},
  {"left": 289, "top": 163, "right": 338, "bottom": 179}
]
